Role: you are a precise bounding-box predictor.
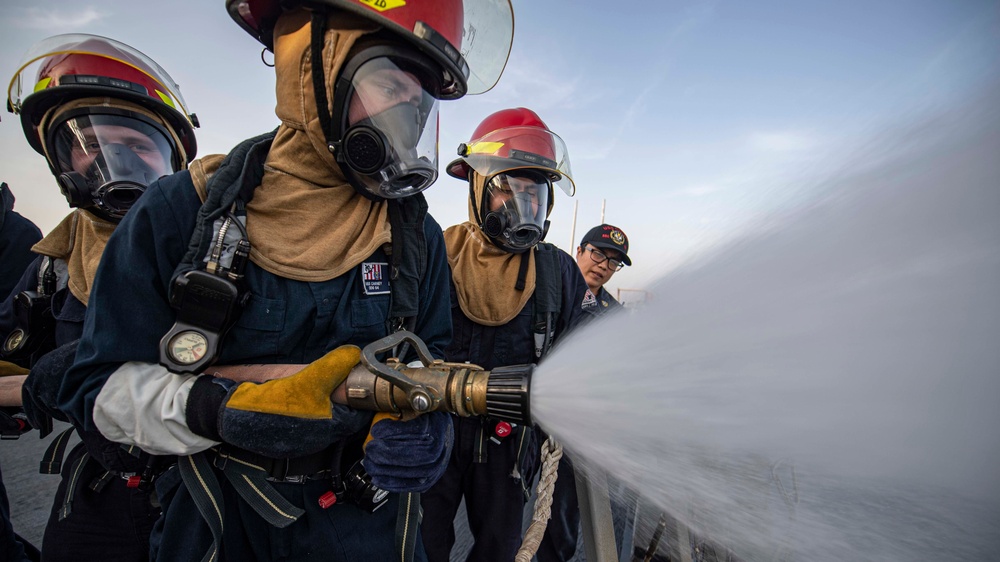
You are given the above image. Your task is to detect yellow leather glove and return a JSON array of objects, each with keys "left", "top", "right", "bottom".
[
  {"left": 225, "top": 345, "right": 359, "bottom": 418},
  {"left": 0, "top": 360, "right": 30, "bottom": 378},
  {"left": 186, "top": 345, "right": 374, "bottom": 457}
]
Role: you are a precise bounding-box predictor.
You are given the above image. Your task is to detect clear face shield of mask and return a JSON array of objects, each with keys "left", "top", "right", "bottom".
[
  {"left": 47, "top": 112, "right": 178, "bottom": 222},
  {"left": 338, "top": 56, "right": 441, "bottom": 199},
  {"left": 482, "top": 170, "right": 552, "bottom": 253}
]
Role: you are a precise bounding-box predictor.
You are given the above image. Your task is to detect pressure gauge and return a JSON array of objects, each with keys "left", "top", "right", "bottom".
[
  {"left": 159, "top": 270, "right": 246, "bottom": 374},
  {"left": 3, "top": 329, "right": 25, "bottom": 354},
  {"left": 166, "top": 330, "right": 209, "bottom": 366}
]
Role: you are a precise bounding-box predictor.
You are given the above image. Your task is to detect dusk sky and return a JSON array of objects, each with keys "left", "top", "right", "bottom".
[{"left": 2, "top": 1, "right": 997, "bottom": 297}]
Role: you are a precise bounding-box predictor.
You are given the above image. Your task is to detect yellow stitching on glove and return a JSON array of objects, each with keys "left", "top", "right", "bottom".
[{"left": 226, "top": 345, "right": 361, "bottom": 419}]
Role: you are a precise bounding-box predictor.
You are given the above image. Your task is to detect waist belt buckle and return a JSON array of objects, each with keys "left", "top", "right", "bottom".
[{"left": 269, "top": 457, "right": 290, "bottom": 481}]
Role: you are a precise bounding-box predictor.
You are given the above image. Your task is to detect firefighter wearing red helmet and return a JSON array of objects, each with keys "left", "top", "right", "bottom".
[
  {"left": 2, "top": 34, "right": 199, "bottom": 561},
  {"left": 7, "top": 34, "right": 198, "bottom": 222},
  {"left": 227, "top": 0, "right": 514, "bottom": 199},
  {"left": 419, "top": 108, "right": 592, "bottom": 561},
  {"left": 54, "top": 3, "right": 513, "bottom": 562}
]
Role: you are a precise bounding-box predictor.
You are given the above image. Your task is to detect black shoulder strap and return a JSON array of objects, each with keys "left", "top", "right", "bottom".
[
  {"left": 0, "top": 182, "right": 12, "bottom": 230},
  {"left": 386, "top": 193, "right": 428, "bottom": 329},
  {"left": 174, "top": 130, "right": 276, "bottom": 280},
  {"left": 533, "top": 243, "right": 561, "bottom": 316},
  {"left": 532, "top": 243, "right": 562, "bottom": 359},
  {"left": 37, "top": 257, "right": 57, "bottom": 296}
]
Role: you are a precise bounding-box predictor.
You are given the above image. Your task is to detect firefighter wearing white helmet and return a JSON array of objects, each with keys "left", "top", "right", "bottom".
[{"left": 55, "top": 2, "right": 513, "bottom": 561}]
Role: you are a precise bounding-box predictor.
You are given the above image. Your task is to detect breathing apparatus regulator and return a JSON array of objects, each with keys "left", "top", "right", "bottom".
[
  {"left": 446, "top": 107, "right": 576, "bottom": 254},
  {"left": 6, "top": 34, "right": 198, "bottom": 223}
]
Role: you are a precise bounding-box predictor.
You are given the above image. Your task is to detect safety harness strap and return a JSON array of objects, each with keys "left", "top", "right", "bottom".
[
  {"left": 532, "top": 243, "right": 561, "bottom": 359},
  {"left": 395, "top": 492, "right": 421, "bottom": 562},
  {"left": 474, "top": 417, "right": 489, "bottom": 464},
  {"left": 39, "top": 426, "right": 76, "bottom": 474},
  {"left": 178, "top": 453, "right": 226, "bottom": 562},
  {"left": 58, "top": 450, "right": 90, "bottom": 521},
  {"left": 89, "top": 470, "right": 115, "bottom": 493},
  {"left": 36, "top": 257, "right": 57, "bottom": 295},
  {"left": 218, "top": 457, "right": 305, "bottom": 529},
  {"left": 514, "top": 426, "right": 535, "bottom": 502},
  {"left": 386, "top": 194, "right": 428, "bottom": 324}
]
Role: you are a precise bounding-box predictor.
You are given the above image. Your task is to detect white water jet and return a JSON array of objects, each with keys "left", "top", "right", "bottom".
[{"left": 531, "top": 84, "right": 1000, "bottom": 560}]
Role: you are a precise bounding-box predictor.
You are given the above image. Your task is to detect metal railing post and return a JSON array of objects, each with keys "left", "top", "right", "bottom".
[{"left": 576, "top": 466, "right": 620, "bottom": 561}]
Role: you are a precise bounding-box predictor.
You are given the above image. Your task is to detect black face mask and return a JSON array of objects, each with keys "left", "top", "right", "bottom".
[
  {"left": 483, "top": 196, "right": 545, "bottom": 254},
  {"left": 339, "top": 102, "right": 437, "bottom": 200},
  {"left": 57, "top": 143, "right": 156, "bottom": 222}
]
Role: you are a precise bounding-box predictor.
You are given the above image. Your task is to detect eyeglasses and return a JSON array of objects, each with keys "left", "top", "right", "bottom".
[{"left": 585, "top": 246, "right": 625, "bottom": 271}]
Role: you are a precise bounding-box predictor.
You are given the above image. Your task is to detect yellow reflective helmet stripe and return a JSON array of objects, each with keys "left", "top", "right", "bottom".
[
  {"left": 33, "top": 77, "right": 53, "bottom": 93},
  {"left": 154, "top": 89, "right": 176, "bottom": 109},
  {"left": 468, "top": 141, "right": 505, "bottom": 155}
]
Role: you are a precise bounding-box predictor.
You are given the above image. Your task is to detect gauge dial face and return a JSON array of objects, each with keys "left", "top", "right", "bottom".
[
  {"left": 168, "top": 330, "right": 208, "bottom": 365},
  {"left": 4, "top": 329, "right": 25, "bottom": 353}
]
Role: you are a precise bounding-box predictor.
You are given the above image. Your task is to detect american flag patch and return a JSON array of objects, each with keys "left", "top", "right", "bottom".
[
  {"left": 364, "top": 263, "right": 382, "bottom": 281},
  {"left": 362, "top": 262, "right": 390, "bottom": 295}
]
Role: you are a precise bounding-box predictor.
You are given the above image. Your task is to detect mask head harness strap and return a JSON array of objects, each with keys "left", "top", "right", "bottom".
[{"left": 311, "top": 11, "right": 336, "bottom": 157}]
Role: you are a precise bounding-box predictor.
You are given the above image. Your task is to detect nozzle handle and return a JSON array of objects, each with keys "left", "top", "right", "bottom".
[{"left": 361, "top": 331, "right": 439, "bottom": 412}]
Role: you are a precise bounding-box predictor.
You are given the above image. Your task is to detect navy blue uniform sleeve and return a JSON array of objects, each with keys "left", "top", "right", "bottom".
[
  {"left": 57, "top": 172, "right": 198, "bottom": 431},
  {"left": 555, "top": 249, "right": 590, "bottom": 339},
  {"left": 414, "top": 213, "right": 452, "bottom": 359},
  {"left": 0, "top": 210, "right": 43, "bottom": 301}
]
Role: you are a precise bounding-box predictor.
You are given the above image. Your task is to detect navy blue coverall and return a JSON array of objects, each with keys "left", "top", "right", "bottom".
[
  {"left": 0, "top": 182, "right": 42, "bottom": 562},
  {"left": 56, "top": 142, "right": 453, "bottom": 561},
  {"left": 0, "top": 183, "right": 42, "bottom": 300},
  {"left": 420, "top": 249, "right": 590, "bottom": 562},
  {"left": 1, "top": 245, "right": 162, "bottom": 562}
]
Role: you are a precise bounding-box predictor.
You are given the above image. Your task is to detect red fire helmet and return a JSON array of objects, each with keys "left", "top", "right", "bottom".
[
  {"left": 226, "top": 0, "right": 514, "bottom": 98},
  {"left": 7, "top": 34, "right": 198, "bottom": 160},
  {"left": 447, "top": 107, "right": 576, "bottom": 197}
]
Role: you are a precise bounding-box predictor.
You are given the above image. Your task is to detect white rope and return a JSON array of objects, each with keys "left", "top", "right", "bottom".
[{"left": 515, "top": 437, "right": 564, "bottom": 562}]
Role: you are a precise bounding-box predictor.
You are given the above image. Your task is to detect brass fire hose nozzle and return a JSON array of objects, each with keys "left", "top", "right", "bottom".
[{"left": 344, "top": 331, "right": 533, "bottom": 424}]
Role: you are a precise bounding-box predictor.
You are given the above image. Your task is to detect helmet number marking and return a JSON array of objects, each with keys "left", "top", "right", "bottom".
[{"left": 359, "top": 0, "right": 407, "bottom": 12}]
